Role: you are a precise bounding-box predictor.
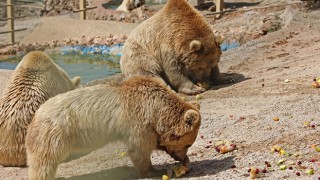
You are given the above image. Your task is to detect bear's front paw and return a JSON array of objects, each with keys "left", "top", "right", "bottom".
[
  {"left": 179, "top": 85, "right": 205, "bottom": 95},
  {"left": 211, "top": 76, "right": 236, "bottom": 85}
]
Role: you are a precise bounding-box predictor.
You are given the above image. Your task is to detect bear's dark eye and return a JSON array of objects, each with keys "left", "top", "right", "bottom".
[{"left": 196, "top": 47, "right": 205, "bottom": 54}]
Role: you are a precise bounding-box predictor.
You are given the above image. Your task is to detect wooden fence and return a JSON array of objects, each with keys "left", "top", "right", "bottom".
[
  {"left": 0, "top": 0, "right": 96, "bottom": 45},
  {"left": 0, "top": 0, "right": 32, "bottom": 44}
]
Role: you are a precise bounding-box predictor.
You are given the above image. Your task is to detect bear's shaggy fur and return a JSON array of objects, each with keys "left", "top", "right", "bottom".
[
  {"left": 120, "top": 0, "right": 227, "bottom": 95},
  {"left": 0, "top": 51, "right": 81, "bottom": 167},
  {"left": 26, "top": 76, "right": 201, "bottom": 180}
]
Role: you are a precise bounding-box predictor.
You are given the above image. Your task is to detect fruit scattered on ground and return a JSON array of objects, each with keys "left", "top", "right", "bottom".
[
  {"left": 279, "top": 165, "right": 287, "bottom": 170},
  {"left": 249, "top": 167, "right": 263, "bottom": 179},
  {"left": 162, "top": 174, "right": 169, "bottom": 180},
  {"left": 171, "top": 164, "right": 189, "bottom": 178},
  {"left": 214, "top": 140, "right": 237, "bottom": 154},
  {"left": 305, "top": 168, "right": 314, "bottom": 175}
]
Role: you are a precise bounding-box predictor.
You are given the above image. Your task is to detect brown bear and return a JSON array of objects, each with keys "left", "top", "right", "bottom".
[
  {"left": 26, "top": 76, "right": 201, "bottom": 180},
  {"left": 0, "top": 51, "right": 81, "bottom": 167},
  {"left": 120, "top": 0, "right": 229, "bottom": 95}
]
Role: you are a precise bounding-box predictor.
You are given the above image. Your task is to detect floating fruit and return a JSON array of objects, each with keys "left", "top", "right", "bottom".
[{"left": 172, "top": 164, "right": 189, "bottom": 177}]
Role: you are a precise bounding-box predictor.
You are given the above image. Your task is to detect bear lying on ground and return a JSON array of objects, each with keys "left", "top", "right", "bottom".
[
  {"left": 120, "top": 0, "right": 230, "bottom": 95},
  {"left": 26, "top": 76, "right": 201, "bottom": 180},
  {"left": 0, "top": 51, "right": 81, "bottom": 167}
]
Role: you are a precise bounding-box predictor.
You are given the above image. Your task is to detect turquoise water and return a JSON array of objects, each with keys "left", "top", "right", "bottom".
[{"left": 0, "top": 54, "right": 121, "bottom": 84}]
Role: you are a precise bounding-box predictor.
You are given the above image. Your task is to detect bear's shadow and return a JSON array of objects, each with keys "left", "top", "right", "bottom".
[
  {"left": 209, "top": 72, "right": 249, "bottom": 90},
  {"left": 57, "top": 156, "right": 235, "bottom": 180}
]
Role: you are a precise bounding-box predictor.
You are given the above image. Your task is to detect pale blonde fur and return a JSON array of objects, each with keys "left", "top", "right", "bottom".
[
  {"left": 26, "top": 76, "right": 200, "bottom": 180},
  {"left": 0, "top": 51, "right": 80, "bottom": 167}
]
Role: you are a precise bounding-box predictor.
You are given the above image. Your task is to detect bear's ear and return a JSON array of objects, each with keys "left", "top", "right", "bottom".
[
  {"left": 216, "top": 35, "right": 224, "bottom": 45},
  {"left": 71, "top": 76, "right": 81, "bottom": 88},
  {"left": 189, "top": 40, "right": 202, "bottom": 52},
  {"left": 189, "top": 101, "right": 200, "bottom": 110},
  {"left": 184, "top": 109, "right": 200, "bottom": 129}
]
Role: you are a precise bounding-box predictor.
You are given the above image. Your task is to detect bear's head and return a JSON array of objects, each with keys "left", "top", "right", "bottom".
[
  {"left": 185, "top": 35, "right": 224, "bottom": 83},
  {"left": 157, "top": 108, "right": 201, "bottom": 164}
]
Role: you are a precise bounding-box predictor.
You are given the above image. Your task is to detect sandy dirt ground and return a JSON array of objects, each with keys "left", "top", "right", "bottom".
[{"left": 1, "top": 0, "right": 320, "bottom": 180}]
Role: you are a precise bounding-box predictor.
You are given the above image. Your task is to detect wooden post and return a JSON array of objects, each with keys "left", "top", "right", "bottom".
[
  {"left": 215, "top": 0, "right": 224, "bottom": 13},
  {"left": 7, "top": 0, "right": 14, "bottom": 44},
  {"left": 79, "top": 0, "right": 86, "bottom": 20}
]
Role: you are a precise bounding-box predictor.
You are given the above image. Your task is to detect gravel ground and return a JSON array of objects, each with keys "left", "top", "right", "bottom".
[{"left": 0, "top": 0, "right": 320, "bottom": 179}]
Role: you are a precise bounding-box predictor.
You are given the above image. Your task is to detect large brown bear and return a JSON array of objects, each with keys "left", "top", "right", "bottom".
[
  {"left": 26, "top": 76, "right": 201, "bottom": 180},
  {"left": 120, "top": 0, "right": 228, "bottom": 95},
  {"left": 0, "top": 51, "right": 81, "bottom": 167}
]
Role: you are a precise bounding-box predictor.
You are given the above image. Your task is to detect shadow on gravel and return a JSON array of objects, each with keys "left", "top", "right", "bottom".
[
  {"left": 186, "top": 156, "right": 236, "bottom": 178},
  {"left": 57, "top": 156, "right": 235, "bottom": 180},
  {"left": 56, "top": 166, "right": 138, "bottom": 180},
  {"left": 210, "top": 72, "right": 249, "bottom": 90}
]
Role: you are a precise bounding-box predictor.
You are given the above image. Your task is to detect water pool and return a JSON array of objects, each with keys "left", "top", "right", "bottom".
[{"left": 0, "top": 54, "right": 121, "bottom": 84}]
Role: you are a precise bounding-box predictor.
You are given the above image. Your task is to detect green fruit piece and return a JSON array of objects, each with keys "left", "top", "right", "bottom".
[
  {"left": 276, "top": 159, "right": 286, "bottom": 165},
  {"left": 280, "top": 165, "right": 287, "bottom": 170},
  {"left": 305, "top": 168, "right": 314, "bottom": 175},
  {"left": 162, "top": 175, "right": 169, "bottom": 180}
]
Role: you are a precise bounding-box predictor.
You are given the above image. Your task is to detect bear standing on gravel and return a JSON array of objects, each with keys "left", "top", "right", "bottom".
[
  {"left": 0, "top": 51, "right": 81, "bottom": 167},
  {"left": 26, "top": 76, "right": 201, "bottom": 180},
  {"left": 120, "top": 0, "right": 228, "bottom": 95}
]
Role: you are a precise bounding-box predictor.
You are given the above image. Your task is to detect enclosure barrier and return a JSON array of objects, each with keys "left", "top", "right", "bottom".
[
  {"left": 73, "top": 0, "right": 97, "bottom": 20},
  {"left": 0, "top": 0, "right": 36, "bottom": 44}
]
